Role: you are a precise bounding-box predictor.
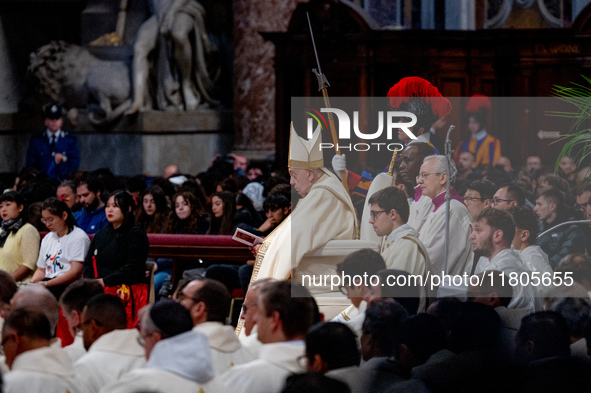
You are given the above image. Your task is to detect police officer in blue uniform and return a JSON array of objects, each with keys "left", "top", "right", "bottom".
[{"left": 25, "top": 104, "right": 80, "bottom": 180}]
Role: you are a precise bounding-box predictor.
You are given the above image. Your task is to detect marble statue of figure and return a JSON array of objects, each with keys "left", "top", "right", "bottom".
[
  {"left": 28, "top": 41, "right": 131, "bottom": 126},
  {"left": 126, "top": 0, "right": 219, "bottom": 114}
]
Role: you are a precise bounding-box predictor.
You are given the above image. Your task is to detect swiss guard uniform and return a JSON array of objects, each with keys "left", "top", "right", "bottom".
[{"left": 453, "top": 95, "right": 502, "bottom": 168}]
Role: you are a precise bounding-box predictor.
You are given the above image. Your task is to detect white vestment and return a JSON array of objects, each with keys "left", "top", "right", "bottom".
[
  {"left": 474, "top": 248, "right": 538, "bottom": 313},
  {"left": 236, "top": 170, "right": 357, "bottom": 336},
  {"left": 332, "top": 301, "right": 366, "bottom": 345},
  {"left": 221, "top": 341, "right": 306, "bottom": 393},
  {"left": 251, "top": 169, "right": 357, "bottom": 290},
  {"left": 4, "top": 346, "right": 81, "bottom": 393},
  {"left": 382, "top": 224, "right": 430, "bottom": 311},
  {"left": 239, "top": 329, "right": 263, "bottom": 358},
  {"left": 0, "top": 315, "right": 7, "bottom": 374},
  {"left": 99, "top": 330, "right": 221, "bottom": 393},
  {"left": 518, "top": 245, "right": 553, "bottom": 274},
  {"left": 99, "top": 368, "right": 228, "bottom": 393},
  {"left": 418, "top": 192, "right": 473, "bottom": 277},
  {"left": 64, "top": 332, "right": 86, "bottom": 363},
  {"left": 194, "top": 322, "right": 255, "bottom": 375},
  {"left": 382, "top": 224, "right": 430, "bottom": 275},
  {"left": 74, "top": 329, "right": 145, "bottom": 393}
]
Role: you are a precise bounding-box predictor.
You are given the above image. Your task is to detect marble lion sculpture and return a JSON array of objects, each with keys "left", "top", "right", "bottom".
[{"left": 28, "top": 40, "right": 131, "bottom": 126}]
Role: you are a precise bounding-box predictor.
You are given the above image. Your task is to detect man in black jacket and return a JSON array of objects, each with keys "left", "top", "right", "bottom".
[{"left": 534, "top": 188, "right": 586, "bottom": 269}]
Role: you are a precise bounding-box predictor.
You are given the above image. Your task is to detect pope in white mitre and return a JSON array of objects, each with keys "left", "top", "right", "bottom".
[{"left": 250, "top": 123, "right": 358, "bottom": 289}]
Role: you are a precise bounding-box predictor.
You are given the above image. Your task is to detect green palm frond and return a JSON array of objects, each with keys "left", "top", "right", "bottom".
[{"left": 548, "top": 76, "right": 591, "bottom": 180}]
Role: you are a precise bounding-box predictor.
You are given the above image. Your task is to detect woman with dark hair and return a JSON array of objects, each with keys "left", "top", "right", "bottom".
[
  {"left": 137, "top": 185, "right": 174, "bottom": 296},
  {"left": 31, "top": 197, "right": 90, "bottom": 298},
  {"left": 166, "top": 189, "right": 209, "bottom": 234},
  {"left": 0, "top": 191, "right": 40, "bottom": 281},
  {"left": 208, "top": 191, "right": 236, "bottom": 235},
  {"left": 177, "top": 179, "right": 208, "bottom": 214},
  {"left": 136, "top": 185, "right": 170, "bottom": 233},
  {"left": 154, "top": 189, "right": 209, "bottom": 297},
  {"left": 84, "top": 190, "right": 149, "bottom": 327}
]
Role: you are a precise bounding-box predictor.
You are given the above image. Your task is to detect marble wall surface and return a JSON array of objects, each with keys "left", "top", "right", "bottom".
[
  {"left": 232, "top": 0, "right": 299, "bottom": 153},
  {"left": 0, "top": 18, "right": 20, "bottom": 175},
  {"left": 142, "top": 133, "right": 234, "bottom": 176},
  {"left": 0, "top": 19, "right": 17, "bottom": 114}
]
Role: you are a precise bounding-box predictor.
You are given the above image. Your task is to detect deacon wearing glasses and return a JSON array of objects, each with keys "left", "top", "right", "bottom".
[
  {"left": 368, "top": 187, "right": 430, "bottom": 277},
  {"left": 415, "top": 156, "right": 473, "bottom": 279},
  {"left": 367, "top": 186, "right": 430, "bottom": 310}
]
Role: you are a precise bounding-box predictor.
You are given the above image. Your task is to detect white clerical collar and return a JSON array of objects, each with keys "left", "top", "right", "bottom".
[
  {"left": 283, "top": 340, "right": 305, "bottom": 347},
  {"left": 46, "top": 129, "right": 64, "bottom": 141},
  {"left": 409, "top": 133, "right": 431, "bottom": 145},
  {"left": 470, "top": 129, "right": 488, "bottom": 141},
  {"left": 386, "top": 223, "right": 413, "bottom": 244}
]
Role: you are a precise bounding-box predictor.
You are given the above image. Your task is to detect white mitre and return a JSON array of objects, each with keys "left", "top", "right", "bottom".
[{"left": 288, "top": 122, "right": 324, "bottom": 169}]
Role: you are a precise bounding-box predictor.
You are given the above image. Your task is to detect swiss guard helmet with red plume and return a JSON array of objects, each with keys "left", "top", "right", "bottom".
[
  {"left": 465, "top": 94, "right": 491, "bottom": 128},
  {"left": 387, "top": 77, "right": 452, "bottom": 129}
]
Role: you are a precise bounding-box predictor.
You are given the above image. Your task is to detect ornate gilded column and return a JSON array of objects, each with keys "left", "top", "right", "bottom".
[{"left": 232, "top": 0, "right": 299, "bottom": 157}]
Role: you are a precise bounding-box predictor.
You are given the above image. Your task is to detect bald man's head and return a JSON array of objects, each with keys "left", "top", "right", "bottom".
[
  {"left": 400, "top": 143, "right": 436, "bottom": 185},
  {"left": 11, "top": 285, "right": 59, "bottom": 336}
]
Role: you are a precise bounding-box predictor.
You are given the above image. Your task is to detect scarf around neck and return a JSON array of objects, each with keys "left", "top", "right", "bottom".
[{"left": 0, "top": 216, "right": 25, "bottom": 247}]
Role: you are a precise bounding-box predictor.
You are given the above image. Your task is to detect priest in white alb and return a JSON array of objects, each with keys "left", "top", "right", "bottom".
[
  {"left": 416, "top": 155, "right": 473, "bottom": 279},
  {"left": 223, "top": 281, "right": 315, "bottom": 393},
  {"left": 2, "top": 309, "right": 81, "bottom": 393},
  {"left": 178, "top": 279, "right": 255, "bottom": 374},
  {"left": 98, "top": 300, "right": 228, "bottom": 393},
  {"left": 250, "top": 123, "right": 358, "bottom": 291},
  {"left": 74, "top": 295, "right": 145, "bottom": 393}
]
